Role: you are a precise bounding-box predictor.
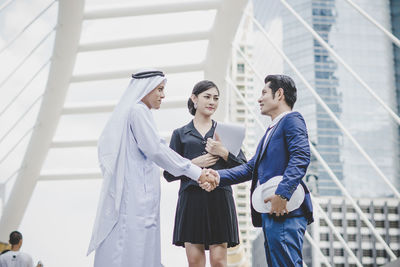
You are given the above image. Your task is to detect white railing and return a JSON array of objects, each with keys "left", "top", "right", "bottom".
[
  {"left": 0, "top": 29, "right": 55, "bottom": 116},
  {"left": 0, "top": 92, "right": 44, "bottom": 145},
  {"left": 0, "top": 127, "right": 35, "bottom": 166},
  {"left": 0, "top": 0, "right": 17, "bottom": 14},
  {"left": 0, "top": 0, "right": 57, "bottom": 54},
  {"left": 343, "top": 0, "right": 400, "bottom": 48}
]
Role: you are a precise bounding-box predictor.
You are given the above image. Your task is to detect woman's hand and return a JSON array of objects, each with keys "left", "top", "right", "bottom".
[
  {"left": 191, "top": 153, "right": 219, "bottom": 168},
  {"left": 205, "top": 133, "right": 229, "bottom": 161}
]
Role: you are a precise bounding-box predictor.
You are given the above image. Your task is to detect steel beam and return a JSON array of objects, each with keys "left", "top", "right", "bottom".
[
  {"left": 62, "top": 97, "right": 187, "bottom": 115},
  {"left": 70, "top": 62, "right": 205, "bottom": 82},
  {"left": 79, "top": 31, "right": 211, "bottom": 52},
  {"left": 83, "top": 0, "right": 221, "bottom": 20},
  {"left": 203, "top": 0, "right": 248, "bottom": 121}
]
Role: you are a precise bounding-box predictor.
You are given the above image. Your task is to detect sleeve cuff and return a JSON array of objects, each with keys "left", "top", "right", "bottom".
[
  {"left": 217, "top": 170, "right": 227, "bottom": 186},
  {"left": 275, "top": 185, "right": 293, "bottom": 201},
  {"left": 186, "top": 164, "right": 202, "bottom": 181}
]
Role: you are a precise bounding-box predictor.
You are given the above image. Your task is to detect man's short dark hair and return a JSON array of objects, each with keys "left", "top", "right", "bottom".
[
  {"left": 9, "top": 231, "right": 22, "bottom": 245},
  {"left": 264, "top": 74, "right": 297, "bottom": 109}
]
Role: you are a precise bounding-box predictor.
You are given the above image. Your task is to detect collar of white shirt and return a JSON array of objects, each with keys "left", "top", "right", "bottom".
[{"left": 269, "top": 111, "right": 292, "bottom": 129}]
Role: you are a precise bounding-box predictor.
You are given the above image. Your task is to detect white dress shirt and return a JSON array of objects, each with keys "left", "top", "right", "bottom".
[
  {"left": 262, "top": 111, "right": 292, "bottom": 150},
  {"left": 0, "top": 251, "right": 34, "bottom": 267}
]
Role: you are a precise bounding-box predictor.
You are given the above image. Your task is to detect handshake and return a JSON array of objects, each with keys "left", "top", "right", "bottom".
[{"left": 198, "top": 169, "right": 220, "bottom": 192}]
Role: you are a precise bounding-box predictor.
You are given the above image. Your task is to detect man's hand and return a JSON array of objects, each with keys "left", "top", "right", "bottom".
[
  {"left": 199, "top": 169, "right": 220, "bottom": 192},
  {"left": 199, "top": 181, "right": 214, "bottom": 192},
  {"left": 206, "top": 133, "right": 229, "bottom": 161},
  {"left": 198, "top": 168, "right": 219, "bottom": 190},
  {"left": 207, "top": 169, "right": 220, "bottom": 184},
  {"left": 264, "top": 194, "right": 288, "bottom": 216},
  {"left": 191, "top": 153, "right": 219, "bottom": 168}
]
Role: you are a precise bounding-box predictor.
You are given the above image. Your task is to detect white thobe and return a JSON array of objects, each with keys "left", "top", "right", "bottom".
[{"left": 93, "top": 102, "right": 201, "bottom": 267}]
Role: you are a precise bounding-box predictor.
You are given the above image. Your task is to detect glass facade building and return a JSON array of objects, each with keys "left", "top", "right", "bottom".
[
  {"left": 391, "top": 0, "right": 400, "bottom": 191},
  {"left": 329, "top": 0, "right": 399, "bottom": 197}
]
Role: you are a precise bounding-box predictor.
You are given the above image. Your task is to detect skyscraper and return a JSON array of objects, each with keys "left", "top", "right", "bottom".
[{"left": 390, "top": 0, "right": 400, "bottom": 191}]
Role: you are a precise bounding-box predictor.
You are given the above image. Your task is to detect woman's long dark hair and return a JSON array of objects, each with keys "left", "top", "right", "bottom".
[{"left": 187, "top": 80, "right": 219, "bottom": 115}]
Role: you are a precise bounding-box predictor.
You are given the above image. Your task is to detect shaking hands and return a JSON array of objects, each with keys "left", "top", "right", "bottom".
[{"left": 198, "top": 168, "right": 220, "bottom": 192}]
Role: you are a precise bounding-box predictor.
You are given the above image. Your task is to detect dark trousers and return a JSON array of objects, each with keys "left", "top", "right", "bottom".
[{"left": 262, "top": 214, "right": 307, "bottom": 267}]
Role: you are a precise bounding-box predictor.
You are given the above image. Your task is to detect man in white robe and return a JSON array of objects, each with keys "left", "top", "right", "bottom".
[{"left": 87, "top": 70, "right": 218, "bottom": 267}]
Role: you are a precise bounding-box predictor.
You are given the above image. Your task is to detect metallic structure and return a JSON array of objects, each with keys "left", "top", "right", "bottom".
[{"left": 0, "top": 0, "right": 399, "bottom": 266}]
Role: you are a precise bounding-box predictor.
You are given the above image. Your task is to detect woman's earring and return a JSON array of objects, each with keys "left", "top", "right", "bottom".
[{"left": 194, "top": 103, "right": 198, "bottom": 109}]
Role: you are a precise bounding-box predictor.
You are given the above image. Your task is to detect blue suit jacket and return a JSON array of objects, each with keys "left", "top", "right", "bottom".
[{"left": 218, "top": 112, "right": 313, "bottom": 227}]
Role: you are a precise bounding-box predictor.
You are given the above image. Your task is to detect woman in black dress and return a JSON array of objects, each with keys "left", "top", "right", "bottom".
[{"left": 163, "top": 80, "right": 246, "bottom": 267}]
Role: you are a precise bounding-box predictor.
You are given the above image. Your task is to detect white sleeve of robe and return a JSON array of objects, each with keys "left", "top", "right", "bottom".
[{"left": 130, "top": 103, "right": 202, "bottom": 181}]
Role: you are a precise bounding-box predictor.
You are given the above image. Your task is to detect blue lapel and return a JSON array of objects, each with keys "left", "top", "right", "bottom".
[
  {"left": 254, "top": 131, "right": 268, "bottom": 166},
  {"left": 255, "top": 118, "right": 284, "bottom": 167},
  {"left": 255, "top": 132, "right": 267, "bottom": 157},
  {"left": 259, "top": 125, "right": 278, "bottom": 160}
]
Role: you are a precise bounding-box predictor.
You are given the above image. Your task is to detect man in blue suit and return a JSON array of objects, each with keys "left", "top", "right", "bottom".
[{"left": 207, "top": 74, "right": 313, "bottom": 266}]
